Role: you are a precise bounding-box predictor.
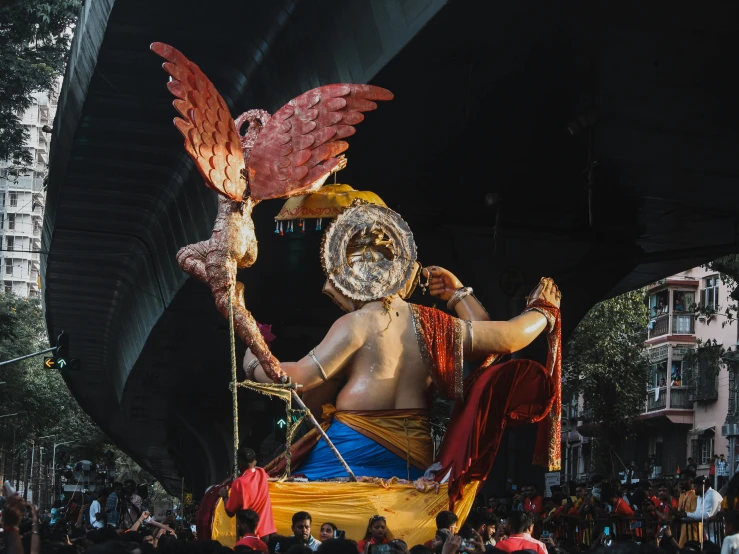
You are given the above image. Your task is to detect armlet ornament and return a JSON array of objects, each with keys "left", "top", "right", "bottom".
[
  {"left": 465, "top": 320, "right": 474, "bottom": 354},
  {"left": 309, "top": 349, "right": 329, "bottom": 381},
  {"left": 244, "top": 358, "right": 260, "bottom": 381}
]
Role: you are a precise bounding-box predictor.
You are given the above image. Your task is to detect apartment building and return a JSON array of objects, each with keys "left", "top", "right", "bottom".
[
  {"left": 0, "top": 90, "right": 57, "bottom": 298},
  {"left": 565, "top": 266, "right": 739, "bottom": 481}
]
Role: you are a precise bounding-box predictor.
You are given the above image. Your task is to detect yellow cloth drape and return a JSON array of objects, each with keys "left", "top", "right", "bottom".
[
  {"left": 212, "top": 481, "right": 478, "bottom": 548},
  {"left": 329, "top": 406, "right": 434, "bottom": 470},
  {"left": 264, "top": 406, "right": 434, "bottom": 477}
]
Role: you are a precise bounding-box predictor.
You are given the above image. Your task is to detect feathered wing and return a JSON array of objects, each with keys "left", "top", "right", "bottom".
[
  {"left": 151, "top": 42, "right": 245, "bottom": 202},
  {"left": 247, "top": 84, "right": 393, "bottom": 201}
]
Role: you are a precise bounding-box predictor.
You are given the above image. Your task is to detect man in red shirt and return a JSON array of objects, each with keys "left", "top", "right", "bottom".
[
  {"left": 220, "top": 448, "right": 276, "bottom": 538},
  {"left": 605, "top": 485, "right": 635, "bottom": 539},
  {"left": 496, "top": 512, "right": 547, "bottom": 554},
  {"left": 235, "top": 509, "right": 269, "bottom": 552},
  {"left": 523, "top": 484, "right": 544, "bottom": 515}
]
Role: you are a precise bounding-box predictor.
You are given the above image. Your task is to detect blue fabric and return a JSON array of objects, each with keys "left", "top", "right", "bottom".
[{"left": 297, "top": 420, "right": 424, "bottom": 480}]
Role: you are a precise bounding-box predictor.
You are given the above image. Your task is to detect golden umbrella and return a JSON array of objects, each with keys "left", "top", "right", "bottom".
[{"left": 274, "top": 184, "right": 386, "bottom": 234}]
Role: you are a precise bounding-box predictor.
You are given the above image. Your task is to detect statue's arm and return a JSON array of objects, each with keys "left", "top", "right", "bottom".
[
  {"left": 469, "top": 312, "right": 549, "bottom": 356},
  {"left": 426, "top": 266, "right": 490, "bottom": 321},
  {"left": 252, "top": 313, "right": 362, "bottom": 390},
  {"left": 453, "top": 294, "right": 490, "bottom": 321},
  {"left": 469, "top": 277, "right": 561, "bottom": 356}
]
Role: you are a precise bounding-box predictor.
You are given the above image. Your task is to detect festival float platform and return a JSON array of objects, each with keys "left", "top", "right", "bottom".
[{"left": 204, "top": 480, "right": 478, "bottom": 547}]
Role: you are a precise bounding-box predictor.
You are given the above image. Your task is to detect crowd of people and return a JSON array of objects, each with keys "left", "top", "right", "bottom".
[{"left": 3, "top": 455, "right": 739, "bottom": 554}]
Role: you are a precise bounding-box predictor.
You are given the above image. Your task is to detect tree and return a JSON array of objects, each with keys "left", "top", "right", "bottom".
[
  {"left": 0, "top": 293, "right": 174, "bottom": 506},
  {"left": 563, "top": 289, "right": 650, "bottom": 478},
  {"left": 0, "top": 0, "right": 81, "bottom": 164},
  {"left": 0, "top": 293, "right": 107, "bottom": 462}
]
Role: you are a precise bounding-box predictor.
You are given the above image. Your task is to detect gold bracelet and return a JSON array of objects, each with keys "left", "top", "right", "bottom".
[
  {"left": 244, "top": 358, "right": 260, "bottom": 381},
  {"left": 309, "top": 349, "right": 328, "bottom": 381}
]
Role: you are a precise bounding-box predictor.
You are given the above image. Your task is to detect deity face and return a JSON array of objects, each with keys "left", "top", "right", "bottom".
[{"left": 322, "top": 279, "right": 357, "bottom": 313}]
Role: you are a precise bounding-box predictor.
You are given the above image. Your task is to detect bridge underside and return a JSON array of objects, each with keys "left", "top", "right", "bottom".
[{"left": 43, "top": 0, "right": 739, "bottom": 494}]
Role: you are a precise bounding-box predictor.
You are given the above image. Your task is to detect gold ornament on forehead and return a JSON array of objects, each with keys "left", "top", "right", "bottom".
[{"left": 321, "top": 200, "right": 418, "bottom": 302}]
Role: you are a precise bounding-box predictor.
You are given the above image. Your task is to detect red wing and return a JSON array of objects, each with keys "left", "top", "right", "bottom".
[
  {"left": 247, "top": 84, "right": 393, "bottom": 201},
  {"left": 151, "top": 42, "right": 245, "bottom": 202}
]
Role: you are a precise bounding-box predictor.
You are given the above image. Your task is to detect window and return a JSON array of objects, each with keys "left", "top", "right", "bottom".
[
  {"left": 703, "top": 276, "right": 719, "bottom": 310},
  {"left": 9, "top": 191, "right": 17, "bottom": 206},
  {"left": 4, "top": 282, "right": 11, "bottom": 295},
  {"left": 692, "top": 437, "right": 715, "bottom": 465},
  {"left": 650, "top": 290, "right": 669, "bottom": 317},
  {"left": 673, "top": 291, "right": 695, "bottom": 312},
  {"left": 6, "top": 236, "right": 14, "bottom": 251},
  {"left": 8, "top": 213, "right": 15, "bottom": 230},
  {"left": 650, "top": 361, "right": 668, "bottom": 389},
  {"left": 5, "top": 259, "right": 12, "bottom": 275},
  {"left": 1, "top": 193, "right": 4, "bottom": 207},
  {"left": 0, "top": 214, "right": 3, "bottom": 229},
  {"left": 671, "top": 360, "right": 683, "bottom": 386}
]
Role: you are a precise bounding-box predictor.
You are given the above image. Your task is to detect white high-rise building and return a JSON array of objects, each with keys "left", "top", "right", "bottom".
[{"left": 0, "top": 89, "right": 57, "bottom": 298}]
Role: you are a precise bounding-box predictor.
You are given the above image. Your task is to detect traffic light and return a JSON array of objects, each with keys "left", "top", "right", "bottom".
[{"left": 55, "top": 331, "right": 69, "bottom": 358}]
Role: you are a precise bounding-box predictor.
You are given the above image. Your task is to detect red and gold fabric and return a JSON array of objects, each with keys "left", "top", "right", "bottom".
[{"left": 410, "top": 300, "right": 562, "bottom": 508}]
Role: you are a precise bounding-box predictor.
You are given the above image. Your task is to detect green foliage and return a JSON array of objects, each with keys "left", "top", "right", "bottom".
[
  {"left": 683, "top": 339, "right": 726, "bottom": 377},
  {"left": 563, "top": 289, "right": 651, "bottom": 476},
  {"left": 0, "top": 0, "right": 81, "bottom": 164},
  {"left": 0, "top": 293, "right": 107, "bottom": 458},
  {"left": 1, "top": 293, "right": 176, "bottom": 503}
]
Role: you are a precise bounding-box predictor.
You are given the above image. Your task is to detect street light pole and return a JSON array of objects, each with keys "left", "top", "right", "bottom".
[{"left": 52, "top": 441, "right": 74, "bottom": 504}]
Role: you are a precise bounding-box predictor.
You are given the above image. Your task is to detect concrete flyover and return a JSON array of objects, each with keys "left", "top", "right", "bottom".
[{"left": 43, "top": 0, "right": 739, "bottom": 495}]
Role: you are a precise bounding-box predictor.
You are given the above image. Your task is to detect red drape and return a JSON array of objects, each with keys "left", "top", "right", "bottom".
[
  {"left": 418, "top": 299, "right": 561, "bottom": 508},
  {"left": 435, "top": 358, "right": 556, "bottom": 507}
]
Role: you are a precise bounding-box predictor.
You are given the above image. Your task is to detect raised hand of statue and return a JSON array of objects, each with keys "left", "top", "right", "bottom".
[
  {"left": 527, "top": 277, "right": 561, "bottom": 309},
  {"left": 425, "top": 266, "right": 464, "bottom": 301}
]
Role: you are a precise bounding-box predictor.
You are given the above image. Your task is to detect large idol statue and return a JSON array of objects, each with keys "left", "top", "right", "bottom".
[
  {"left": 249, "top": 201, "right": 561, "bottom": 493},
  {"left": 152, "top": 41, "right": 562, "bottom": 542}
]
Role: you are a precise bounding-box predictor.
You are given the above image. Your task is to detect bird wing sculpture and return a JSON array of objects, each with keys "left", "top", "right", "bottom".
[{"left": 151, "top": 42, "right": 392, "bottom": 381}]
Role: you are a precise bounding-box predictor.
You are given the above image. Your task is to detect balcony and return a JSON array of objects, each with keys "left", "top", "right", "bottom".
[
  {"left": 649, "top": 314, "right": 669, "bottom": 338},
  {"left": 647, "top": 387, "right": 667, "bottom": 411},
  {"left": 672, "top": 314, "right": 695, "bottom": 334},
  {"left": 670, "top": 386, "right": 692, "bottom": 408},
  {"left": 644, "top": 385, "right": 692, "bottom": 413},
  {"left": 648, "top": 313, "right": 695, "bottom": 339}
]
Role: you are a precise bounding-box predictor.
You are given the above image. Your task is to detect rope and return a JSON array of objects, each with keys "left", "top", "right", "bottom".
[
  {"left": 229, "top": 290, "right": 239, "bottom": 478},
  {"left": 226, "top": 284, "right": 356, "bottom": 481},
  {"left": 231, "top": 377, "right": 306, "bottom": 481}
]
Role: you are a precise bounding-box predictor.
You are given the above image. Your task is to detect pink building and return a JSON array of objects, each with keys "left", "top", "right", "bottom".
[
  {"left": 644, "top": 267, "right": 737, "bottom": 478},
  {"left": 569, "top": 267, "right": 738, "bottom": 482}
]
